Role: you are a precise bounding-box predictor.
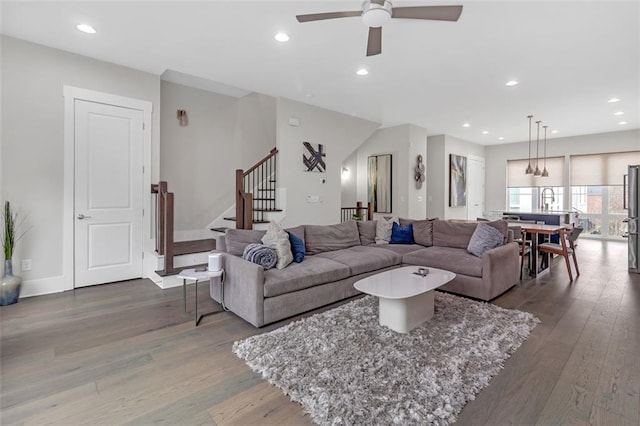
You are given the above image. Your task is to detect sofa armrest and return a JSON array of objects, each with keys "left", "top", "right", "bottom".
[
  {"left": 481, "top": 242, "right": 520, "bottom": 298},
  {"left": 209, "top": 253, "right": 265, "bottom": 327}
]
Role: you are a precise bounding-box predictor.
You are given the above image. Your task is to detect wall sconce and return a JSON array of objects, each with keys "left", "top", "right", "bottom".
[{"left": 177, "top": 109, "right": 188, "bottom": 126}]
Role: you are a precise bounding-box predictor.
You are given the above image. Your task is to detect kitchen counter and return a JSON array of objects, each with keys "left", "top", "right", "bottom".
[{"left": 503, "top": 211, "right": 577, "bottom": 225}]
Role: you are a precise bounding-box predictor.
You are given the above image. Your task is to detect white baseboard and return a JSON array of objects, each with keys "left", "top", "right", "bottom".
[{"left": 19, "top": 275, "right": 73, "bottom": 298}]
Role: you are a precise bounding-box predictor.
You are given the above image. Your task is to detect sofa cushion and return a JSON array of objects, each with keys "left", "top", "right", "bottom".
[
  {"left": 263, "top": 256, "right": 351, "bottom": 298},
  {"left": 262, "top": 221, "right": 293, "bottom": 270},
  {"left": 305, "top": 221, "right": 361, "bottom": 255},
  {"left": 417, "top": 220, "right": 436, "bottom": 246},
  {"left": 315, "top": 246, "right": 401, "bottom": 275},
  {"left": 390, "top": 222, "right": 415, "bottom": 244},
  {"left": 357, "top": 220, "right": 377, "bottom": 245},
  {"left": 366, "top": 243, "right": 424, "bottom": 255},
  {"left": 225, "top": 229, "right": 266, "bottom": 256},
  {"left": 375, "top": 216, "right": 398, "bottom": 244},
  {"left": 402, "top": 246, "right": 483, "bottom": 278},
  {"left": 287, "top": 225, "right": 305, "bottom": 245},
  {"left": 432, "top": 220, "right": 476, "bottom": 249},
  {"left": 467, "top": 223, "right": 504, "bottom": 257},
  {"left": 288, "top": 231, "right": 305, "bottom": 263}
]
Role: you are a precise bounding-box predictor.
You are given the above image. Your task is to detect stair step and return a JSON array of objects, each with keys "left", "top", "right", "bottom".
[
  {"left": 253, "top": 208, "right": 283, "bottom": 212},
  {"left": 223, "top": 216, "right": 236, "bottom": 221},
  {"left": 222, "top": 217, "right": 269, "bottom": 224},
  {"left": 210, "top": 227, "right": 229, "bottom": 233},
  {"left": 155, "top": 263, "right": 207, "bottom": 277},
  {"left": 173, "top": 239, "right": 216, "bottom": 256},
  {"left": 253, "top": 198, "right": 276, "bottom": 201},
  {"left": 257, "top": 189, "right": 276, "bottom": 192}
]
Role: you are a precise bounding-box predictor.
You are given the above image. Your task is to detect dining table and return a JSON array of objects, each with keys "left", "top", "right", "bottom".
[{"left": 518, "top": 223, "right": 569, "bottom": 277}]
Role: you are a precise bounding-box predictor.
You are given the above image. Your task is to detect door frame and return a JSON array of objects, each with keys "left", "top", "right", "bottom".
[{"left": 63, "top": 86, "right": 152, "bottom": 289}]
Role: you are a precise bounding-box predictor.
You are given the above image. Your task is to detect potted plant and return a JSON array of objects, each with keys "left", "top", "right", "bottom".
[{"left": 1, "top": 201, "right": 25, "bottom": 305}]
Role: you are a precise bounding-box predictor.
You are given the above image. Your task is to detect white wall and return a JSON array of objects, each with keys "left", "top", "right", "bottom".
[
  {"left": 408, "top": 125, "right": 428, "bottom": 219},
  {"left": 485, "top": 129, "right": 640, "bottom": 211},
  {"left": 356, "top": 125, "right": 409, "bottom": 218},
  {"left": 276, "top": 98, "right": 379, "bottom": 226},
  {"left": 426, "top": 135, "right": 446, "bottom": 219},
  {"left": 1, "top": 36, "right": 161, "bottom": 296},
  {"left": 444, "top": 135, "right": 486, "bottom": 220},
  {"left": 340, "top": 149, "right": 359, "bottom": 207}
]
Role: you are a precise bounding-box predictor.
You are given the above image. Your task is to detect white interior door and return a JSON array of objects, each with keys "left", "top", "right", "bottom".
[
  {"left": 74, "top": 100, "right": 143, "bottom": 287},
  {"left": 467, "top": 156, "right": 486, "bottom": 220}
]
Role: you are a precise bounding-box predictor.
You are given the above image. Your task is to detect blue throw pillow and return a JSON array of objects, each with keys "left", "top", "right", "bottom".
[
  {"left": 390, "top": 222, "right": 414, "bottom": 244},
  {"left": 288, "top": 231, "right": 305, "bottom": 263}
]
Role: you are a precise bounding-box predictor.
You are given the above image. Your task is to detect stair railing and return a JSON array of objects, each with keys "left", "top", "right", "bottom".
[
  {"left": 151, "top": 181, "right": 175, "bottom": 274},
  {"left": 236, "top": 147, "right": 278, "bottom": 229},
  {"left": 340, "top": 201, "right": 374, "bottom": 223}
]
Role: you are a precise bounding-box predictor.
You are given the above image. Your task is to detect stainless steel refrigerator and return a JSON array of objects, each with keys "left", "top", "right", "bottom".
[{"left": 627, "top": 165, "right": 640, "bottom": 273}]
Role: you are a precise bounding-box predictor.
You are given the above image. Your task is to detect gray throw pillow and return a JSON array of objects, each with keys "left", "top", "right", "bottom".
[
  {"left": 357, "top": 220, "right": 377, "bottom": 245},
  {"left": 467, "top": 223, "right": 504, "bottom": 257}
]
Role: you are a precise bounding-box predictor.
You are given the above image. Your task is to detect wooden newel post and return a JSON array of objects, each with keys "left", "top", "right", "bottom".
[
  {"left": 367, "top": 202, "right": 374, "bottom": 220},
  {"left": 236, "top": 169, "right": 244, "bottom": 229}
]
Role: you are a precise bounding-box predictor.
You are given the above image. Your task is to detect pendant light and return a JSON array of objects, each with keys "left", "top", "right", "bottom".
[
  {"left": 541, "top": 125, "right": 549, "bottom": 177},
  {"left": 525, "top": 115, "right": 533, "bottom": 174},
  {"left": 533, "top": 120, "right": 542, "bottom": 176}
]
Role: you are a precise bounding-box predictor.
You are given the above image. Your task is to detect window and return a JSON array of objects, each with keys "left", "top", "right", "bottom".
[
  {"left": 569, "top": 151, "right": 639, "bottom": 240},
  {"left": 507, "top": 187, "right": 564, "bottom": 211},
  {"left": 571, "top": 185, "right": 627, "bottom": 238}
]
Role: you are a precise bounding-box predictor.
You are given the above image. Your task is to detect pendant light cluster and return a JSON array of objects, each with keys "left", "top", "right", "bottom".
[{"left": 524, "top": 115, "right": 550, "bottom": 178}]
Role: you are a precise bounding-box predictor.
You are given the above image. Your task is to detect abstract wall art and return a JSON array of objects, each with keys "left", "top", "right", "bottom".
[
  {"left": 449, "top": 153, "right": 467, "bottom": 207},
  {"left": 368, "top": 154, "right": 392, "bottom": 213},
  {"left": 302, "top": 142, "right": 326, "bottom": 173}
]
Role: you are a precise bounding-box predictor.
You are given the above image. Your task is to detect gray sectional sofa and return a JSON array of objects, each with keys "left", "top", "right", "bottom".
[{"left": 210, "top": 219, "right": 520, "bottom": 327}]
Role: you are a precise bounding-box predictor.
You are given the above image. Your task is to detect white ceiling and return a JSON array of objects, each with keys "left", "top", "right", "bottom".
[{"left": 2, "top": 1, "right": 638, "bottom": 145}]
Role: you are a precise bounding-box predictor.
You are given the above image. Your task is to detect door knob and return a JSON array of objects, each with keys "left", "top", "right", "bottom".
[{"left": 77, "top": 214, "right": 92, "bottom": 220}]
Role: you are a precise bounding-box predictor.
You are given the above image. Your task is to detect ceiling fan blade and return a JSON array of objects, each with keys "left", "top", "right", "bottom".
[
  {"left": 391, "top": 5, "right": 463, "bottom": 21},
  {"left": 296, "top": 10, "right": 361, "bottom": 23},
  {"left": 366, "top": 27, "right": 382, "bottom": 57}
]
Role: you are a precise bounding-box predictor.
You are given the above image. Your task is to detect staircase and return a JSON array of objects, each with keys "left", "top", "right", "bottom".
[
  {"left": 215, "top": 147, "right": 282, "bottom": 231},
  {"left": 150, "top": 181, "right": 217, "bottom": 277}
]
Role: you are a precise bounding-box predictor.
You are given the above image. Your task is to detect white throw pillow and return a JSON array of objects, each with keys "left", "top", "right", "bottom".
[
  {"left": 262, "top": 221, "right": 293, "bottom": 269},
  {"left": 375, "top": 216, "right": 399, "bottom": 244}
]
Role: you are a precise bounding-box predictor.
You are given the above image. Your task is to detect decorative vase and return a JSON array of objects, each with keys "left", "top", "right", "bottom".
[{"left": 1, "top": 259, "right": 22, "bottom": 306}]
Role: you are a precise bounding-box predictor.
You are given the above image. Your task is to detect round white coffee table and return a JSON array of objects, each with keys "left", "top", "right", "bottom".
[{"left": 354, "top": 266, "right": 455, "bottom": 333}]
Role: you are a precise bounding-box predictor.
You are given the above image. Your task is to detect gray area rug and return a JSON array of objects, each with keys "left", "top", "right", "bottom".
[{"left": 233, "top": 292, "right": 539, "bottom": 425}]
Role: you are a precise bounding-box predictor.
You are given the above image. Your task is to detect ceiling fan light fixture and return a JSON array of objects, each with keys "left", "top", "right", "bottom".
[{"left": 362, "top": 0, "right": 392, "bottom": 27}]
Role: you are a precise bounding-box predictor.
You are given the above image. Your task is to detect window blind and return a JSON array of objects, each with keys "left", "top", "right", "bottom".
[
  {"left": 570, "top": 151, "right": 640, "bottom": 186},
  {"left": 507, "top": 156, "right": 564, "bottom": 187}
]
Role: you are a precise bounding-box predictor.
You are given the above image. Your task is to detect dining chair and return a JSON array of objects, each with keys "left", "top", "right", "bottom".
[
  {"left": 537, "top": 226, "right": 583, "bottom": 281},
  {"left": 509, "top": 225, "right": 531, "bottom": 279}
]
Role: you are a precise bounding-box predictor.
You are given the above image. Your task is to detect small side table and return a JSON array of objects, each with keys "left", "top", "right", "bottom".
[{"left": 176, "top": 268, "right": 225, "bottom": 326}]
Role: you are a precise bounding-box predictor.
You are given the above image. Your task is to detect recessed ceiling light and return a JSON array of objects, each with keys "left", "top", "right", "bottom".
[
  {"left": 482, "top": 130, "right": 489, "bottom": 134},
  {"left": 274, "top": 32, "right": 290, "bottom": 42},
  {"left": 614, "top": 111, "right": 624, "bottom": 116},
  {"left": 462, "top": 123, "right": 470, "bottom": 128},
  {"left": 551, "top": 130, "right": 559, "bottom": 134},
  {"left": 618, "top": 121, "right": 628, "bottom": 125},
  {"left": 498, "top": 137, "right": 504, "bottom": 140},
  {"left": 356, "top": 68, "right": 369, "bottom": 76},
  {"left": 304, "top": 92, "right": 314, "bottom": 98},
  {"left": 76, "top": 24, "right": 96, "bottom": 34},
  {"left": 608, "top": 97, "right": 621, "bottom": 103},
  {"left": 505, "top": 80, "right": 519, "bottom": 87}
]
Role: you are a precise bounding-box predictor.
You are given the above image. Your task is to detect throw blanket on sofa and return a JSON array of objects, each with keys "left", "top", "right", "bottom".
[{"left": 243, "top": 243, "right": 277, "bottom": 270}]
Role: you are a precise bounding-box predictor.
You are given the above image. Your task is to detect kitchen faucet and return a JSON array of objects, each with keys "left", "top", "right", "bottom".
[{"left": 541, "top": 187, "right": 555, "bottom": 211}]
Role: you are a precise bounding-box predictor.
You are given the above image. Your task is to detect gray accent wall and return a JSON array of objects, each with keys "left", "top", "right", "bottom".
[{"left": 160, "top": 82, "right": 274, "bottom": 231}]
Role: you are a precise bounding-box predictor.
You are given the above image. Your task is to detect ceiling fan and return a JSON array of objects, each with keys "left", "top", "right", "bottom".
[{"left": 296, "top": 1, "right": 463, "bottom": 57}]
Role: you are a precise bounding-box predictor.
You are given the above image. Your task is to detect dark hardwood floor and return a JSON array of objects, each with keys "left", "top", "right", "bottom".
[{"left": 1, "top": 239, "right": 638, "bottom": 425}]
